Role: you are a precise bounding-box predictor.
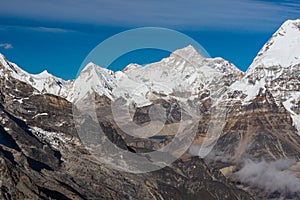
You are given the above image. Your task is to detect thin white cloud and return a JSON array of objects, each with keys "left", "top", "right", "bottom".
[
  {"left": 26, "top": 27, "right": 74, "bottom": 33},
  {"left": 0, "top": 43, "right": 13, "bottom": 49},
  {"left": 0, "top": 25, "right": 76, "bottom": 33}
]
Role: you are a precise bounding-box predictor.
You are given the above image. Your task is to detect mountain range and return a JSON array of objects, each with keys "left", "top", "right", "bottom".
[{"left": 0, "top": 19, "right": 299, "bottom": 199}]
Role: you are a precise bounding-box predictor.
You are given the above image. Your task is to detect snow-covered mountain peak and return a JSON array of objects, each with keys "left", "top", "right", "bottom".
[
  {"left": 66, "top": 62, "right": 117, "bottom": 103},
  {"left": 0, "top": 53, "right": 9, "bottom": 70},
  {"left": 79, "top": 62, "right": 114, "bottom": 77},
  {"left": 80, "top": 62, "right": 99, "bottom": 75},
  {"left": 235, "top": 19, "right": 300, "bottom": 101},
  {"left": 122, "top": 63, "right": 141, "bottom": 72},
  {"left": 32, "top": 70, "right": 53, "bottom": 79},
  {"left": 229, "top": 19, "right": 300, "bottom": 133},
  {"left": 0, "top": 53, "right": 23, "bottom": 75},
  {"left": 170, "top": 45, "right": 205, "bottom": 62},
  {"left": 202, "top": 57, "right": 242, "bottom": 75},
  {"left": 248, "top": 19, "right": 300, "bottom": 72},
  {"left": 281, "top": 19, "right": 300, "bottom": 32},
  {"left": 116, "top": 45, "right": 243, "bottom": 108}
]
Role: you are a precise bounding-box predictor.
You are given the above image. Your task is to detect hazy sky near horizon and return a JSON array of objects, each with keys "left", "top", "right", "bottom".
[{"left": 0, "top": 0, "right": 299, "bottom": 79}]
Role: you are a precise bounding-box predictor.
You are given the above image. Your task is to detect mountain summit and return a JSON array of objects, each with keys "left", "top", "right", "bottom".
[
  {"left": 230, "top": 19, "right": 300, "bottom": 133},
  {"left": 249, "top": 19, "right": 300, "bottom": 71}
]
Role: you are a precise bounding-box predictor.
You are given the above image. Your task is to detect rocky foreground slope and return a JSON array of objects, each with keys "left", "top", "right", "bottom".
[{"left": 0, "top": 19, "right": 300, "bottom": 199}]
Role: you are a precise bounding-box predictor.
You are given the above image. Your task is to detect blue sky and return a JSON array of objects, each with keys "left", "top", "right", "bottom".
[{"left": 0, "top": 0, "right": 299, "bottom": 80}]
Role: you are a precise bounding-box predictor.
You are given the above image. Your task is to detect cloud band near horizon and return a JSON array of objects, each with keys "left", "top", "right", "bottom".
[{"left": 0, "top": 0, "right": 299, "bottom": 32}]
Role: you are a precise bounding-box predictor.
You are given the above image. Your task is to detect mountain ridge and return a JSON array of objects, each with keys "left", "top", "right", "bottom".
[{"left": 1, "top": 19, "right": 299, "bottom": 131}]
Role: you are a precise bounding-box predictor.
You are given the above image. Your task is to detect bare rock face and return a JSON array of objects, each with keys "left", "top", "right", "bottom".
[{"left": 208, "top": 89, "right": 300, "bottom": 163}]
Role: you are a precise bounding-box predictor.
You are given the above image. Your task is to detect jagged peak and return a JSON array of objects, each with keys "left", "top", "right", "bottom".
[
  {"left": 174, "top": 45, "right": 198, "bottom": 53},
  {"left": 122, "top": 63, "right": 141, "bottom": 72},
  {"left": 81, "top": 62, "right": 98, "bottom": 72},
  {"left": 281, "top": 19, "right": 300, "bottom": 29},
  {"left": 248, "top": 19, "right": 300, "bottom": 72},
  {"left": 80, "top": 62, "right": 114, "bottom": 75},
  {"left": 0, "top": 53, "right": 5, "bottom": 60},
  {"left": 205, "top": 57, "right": 243, "bottom": 74},
  {"left": 32, "top": 70, "right": 53, "bottom": 79},
  {"left": 0, "top": 53, "right": 11, "bottom": 69},
  {"left": 0, "top": 53, "right": 27, "bottom": 77},
  {"left": 171, "top": 45, "right": 205, "bottom": 60}
]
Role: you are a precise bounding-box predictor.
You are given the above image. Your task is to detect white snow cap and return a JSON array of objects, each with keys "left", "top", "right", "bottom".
[
  {"left": 248, "top": 19, "right": 300, "bottom": 71},
  {"left": 66, "top": 62, "right": 116, "bottom": 103}
]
